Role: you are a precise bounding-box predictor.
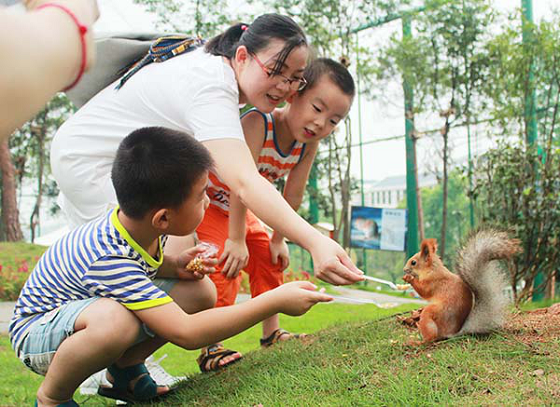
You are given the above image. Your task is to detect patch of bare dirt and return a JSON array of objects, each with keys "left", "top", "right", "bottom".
[{"left": 504, "top": 303, "right": 560, "bottom": 345}]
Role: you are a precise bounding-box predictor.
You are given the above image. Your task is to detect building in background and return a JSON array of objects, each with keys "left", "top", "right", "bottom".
[{"left": 354, "top": 173, "right": 438, "bottom": 209}]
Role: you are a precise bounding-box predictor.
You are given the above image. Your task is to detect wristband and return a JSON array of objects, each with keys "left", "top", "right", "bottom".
[{"left": 36, "top": 3, "right": 88, "bottom": 91}]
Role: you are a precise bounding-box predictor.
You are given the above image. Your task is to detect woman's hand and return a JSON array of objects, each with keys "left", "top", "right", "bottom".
[{"left": 310, "top": 235, "right": 364, "bottom": 285}]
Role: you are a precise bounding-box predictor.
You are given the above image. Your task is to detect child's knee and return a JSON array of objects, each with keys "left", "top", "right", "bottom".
[
  {"left": 80, "top": 299, "right": 140, "bottom": 345},
  {"left": 171, "top": 277, "right": 217, "bottom": 313}
]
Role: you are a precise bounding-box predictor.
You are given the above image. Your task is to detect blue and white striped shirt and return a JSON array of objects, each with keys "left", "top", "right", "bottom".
[{"left": 9, "top": 209, "right": 172, "bottom": 356}]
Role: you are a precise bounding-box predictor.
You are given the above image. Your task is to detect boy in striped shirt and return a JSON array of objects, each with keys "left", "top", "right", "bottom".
[
  {"left": 10, "top": 126, "right": 332, "bottom": 407},
  {"left": 195, "top": 59, "right": 355, "bottom": 371}
]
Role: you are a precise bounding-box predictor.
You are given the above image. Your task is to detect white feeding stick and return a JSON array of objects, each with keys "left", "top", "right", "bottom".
[{"left": 361, "top": 275, "right": 398, "bottom": 290}]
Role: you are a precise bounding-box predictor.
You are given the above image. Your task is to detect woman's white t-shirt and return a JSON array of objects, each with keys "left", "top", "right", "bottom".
[{"left": 51, "top": 48, "right": 244, "bottom": 227}]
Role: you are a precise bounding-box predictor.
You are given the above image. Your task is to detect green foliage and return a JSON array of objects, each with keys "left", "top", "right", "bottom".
[
  {"left": 472, "top": 141, "right": 560, "bottom": 303},
  {"left": 421, "top": 169, "right": 470, "bottom": 265},
  {"left": 0, "top": 242, "right": 47, "bottom": 300},
  {"left": 133, "top": 0, "right": 236, "bottom": 36},
  {"left": 483, "top": 12, "right": 560, "bottom": 142},
  {"left": 4, "top": 94, "right": 75, "bottom": 242}
]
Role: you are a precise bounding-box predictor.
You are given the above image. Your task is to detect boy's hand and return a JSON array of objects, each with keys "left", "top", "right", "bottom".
[
  {"left": 311, "top": 236, "right": 364, "bottom": 285},
  {"left": 269, "top": 238, "right": 290, "bottom": 271},
  {"left": 220, "top": 238, "right": 249, "bottom": 279},
  {"left": 176, "top": 245, "right": 218, "bottom": 280},
  {"left": 272, "top": 281, "right": 333, "bottom": 316}
]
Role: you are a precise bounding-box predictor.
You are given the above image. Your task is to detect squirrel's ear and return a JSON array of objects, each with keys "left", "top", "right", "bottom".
[{"left": 420, "top": 239, "right": 438, "bottom": 264}]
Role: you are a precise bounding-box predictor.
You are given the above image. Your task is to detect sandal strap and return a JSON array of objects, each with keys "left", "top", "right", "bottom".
[
  {"left": 35, "top": 400, "right": 79, "bottom": 407},
  {"left": 260, "top": 329, "right": 302, "bottom": 347},
  {"left": 107, "top": 362, "right": 157, "bottom": 400},
  {"left": 197, "top": 345, "right": 241, "bottom": 373}
]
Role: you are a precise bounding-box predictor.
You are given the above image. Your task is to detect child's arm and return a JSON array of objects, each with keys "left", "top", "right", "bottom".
[
  {"left": 219, "top": 192, "right": 249, "bottom": 279},
  {"left": 218, "top": 110, "right": 268, "bottom": 279},
  {"left": 134, "top": 281, "right": 332, "bottom": 350},
  {"left": 269, "top": 142, "right": 320, "bottom": 270},
  {"left": 217, "top": 111, "right": 266, "bottom": 279},
  {"left": 196, "top": 138, "right": 363, "bottom": 285}
]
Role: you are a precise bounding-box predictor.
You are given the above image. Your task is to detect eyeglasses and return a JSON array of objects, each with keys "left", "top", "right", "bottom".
[{"left": 251, "top": 53, "right": 307, "bottom": 91}]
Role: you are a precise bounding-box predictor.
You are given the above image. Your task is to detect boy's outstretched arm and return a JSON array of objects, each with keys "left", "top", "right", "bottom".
[
  {"left": 202, "top": 138, "right": 364, "bottom": 286},
  {"left": 134, "top": 281, "right": 332, "bottom": 350}
]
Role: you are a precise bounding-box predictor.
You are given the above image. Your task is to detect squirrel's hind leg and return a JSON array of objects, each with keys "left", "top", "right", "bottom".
[{"left": 418, "top": 307, "right": 441, "bottom": 343}]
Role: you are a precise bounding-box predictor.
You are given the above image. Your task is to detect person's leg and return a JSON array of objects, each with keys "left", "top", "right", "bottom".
[
  {"left": 194, "top": 205, "right": 243, "bottom": 370},
  {"left": 244, "top": 211, "right": 304, "bottom": 344},
  {"left": 35, "top": 298, "right": 141, "bottom": 407},
  {"left": 114, "top": 277, "right": 217, "bottom": 367}
]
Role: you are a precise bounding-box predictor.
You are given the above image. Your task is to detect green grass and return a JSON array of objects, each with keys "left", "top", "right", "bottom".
[
  {"left": 0, "top": 303, "right": 417, "bottom": 406},
  {"left": 518, "top": 297, "right": 560, "bottom": 311},
  {"left": 3, "top": 301, "right": 559, "bottom": 406}
]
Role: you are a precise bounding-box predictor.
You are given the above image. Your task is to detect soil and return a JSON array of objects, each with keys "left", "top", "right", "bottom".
[
  {"left": 397, "top": 303, "right": 560, "bottom": 345},
  {"left": 504, "top": 303, "right": 560, "bottom": 345}
]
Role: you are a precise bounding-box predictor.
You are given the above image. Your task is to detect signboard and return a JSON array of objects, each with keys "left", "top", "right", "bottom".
[{"left": 350, "top": 206, "right": 407, "bottom": 252}]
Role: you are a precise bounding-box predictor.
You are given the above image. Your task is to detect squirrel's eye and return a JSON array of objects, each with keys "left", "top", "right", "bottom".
[{"left": 411, "top": 260, "right": 417, "bottom": 266}]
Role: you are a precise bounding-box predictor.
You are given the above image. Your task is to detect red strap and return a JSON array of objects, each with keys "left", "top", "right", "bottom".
[{"left": 36, "top": 3, "right": 88, "bottom": 91}]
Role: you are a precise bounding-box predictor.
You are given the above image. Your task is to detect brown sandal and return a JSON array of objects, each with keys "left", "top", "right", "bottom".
[
  {"left": 260, "top": 329, "right": 307, "bottom": 348},
  {"left": 197, "top": 344, "right": 242, "bottom": 373}
]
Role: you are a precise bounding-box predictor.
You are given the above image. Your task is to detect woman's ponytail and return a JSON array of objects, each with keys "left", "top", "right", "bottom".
[
  {"left": 205, "top": 14, "right": 307, "bottom": 72},
  {"left": 204, "top": 23, "right": 247, "bottom": 58}
]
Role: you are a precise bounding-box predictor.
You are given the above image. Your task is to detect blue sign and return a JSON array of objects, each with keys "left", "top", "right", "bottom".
[{"left": 350, "top": 206, "right": 408, "bottom": 251}]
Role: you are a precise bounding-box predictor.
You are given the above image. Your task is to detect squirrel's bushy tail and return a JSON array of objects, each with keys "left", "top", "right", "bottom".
[{"left": 456, "top": 229, "right": 521, "bottom": 335}]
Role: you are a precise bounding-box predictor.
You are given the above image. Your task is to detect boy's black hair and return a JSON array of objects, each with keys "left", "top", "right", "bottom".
[
  {"left": 205, "top": 13, "right": 307, "bottom": 77},
  {"left": 112, "top": 127, "right": 213, "bottom": 219},
  {"left": 300, "top": 58, "right": 355, "bottom": 98}
]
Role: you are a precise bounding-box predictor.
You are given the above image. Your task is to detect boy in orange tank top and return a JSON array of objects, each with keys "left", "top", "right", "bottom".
[{"left": 196, "top": 58, "right": 355, "bottom": 372}]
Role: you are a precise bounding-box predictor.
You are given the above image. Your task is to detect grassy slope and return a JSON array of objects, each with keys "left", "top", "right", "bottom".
[
  {"left": 152, "top": 312, "right": 559, "bottom": 407},
  {"left": 1, "top": 302, "right": 559, "bottom": 406},
  {"left": 0, "top": 303, "right": 417, "bottom": 406},
  {"left": 1, "top": 242, "right": 558, "bottom": 406}
]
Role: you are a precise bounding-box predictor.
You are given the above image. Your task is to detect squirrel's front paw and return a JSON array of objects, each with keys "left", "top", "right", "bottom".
[{"left": 403, "top": 274, "right": 414, "bottom": 283}]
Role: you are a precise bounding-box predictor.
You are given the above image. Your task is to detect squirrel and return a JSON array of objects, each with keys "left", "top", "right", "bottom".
[{"left": 402, "top": 229, "right": 521, "bottom": 343}]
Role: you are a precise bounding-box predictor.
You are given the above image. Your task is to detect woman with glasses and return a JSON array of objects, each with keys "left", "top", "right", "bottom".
[
  {"left": 196, "top": 58, "right": 356, "bottom": 373},
  {"left": 50, "top": 12, "right": 363, "bottom": 378}
]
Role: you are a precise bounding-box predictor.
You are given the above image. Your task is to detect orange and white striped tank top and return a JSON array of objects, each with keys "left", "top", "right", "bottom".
[{"left": 207, "top": 109, "right": 306, "bottom": 215}]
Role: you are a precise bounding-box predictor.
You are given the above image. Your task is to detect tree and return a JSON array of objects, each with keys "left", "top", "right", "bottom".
[
  {"left": 261, "top": 0, "right": 394, "bottom": 247},
  {"left": 374, "top": 0, "right": 495, "bottom": 258},
  {"left": 421, "top": 169, "right": 470, "bottom": 265},
  {"left": 473, "top": 142, "right": 560, "bottom": 304},
  {"left": 9, "top": 94, "right": 75, "bottom": 242},
  {"left": 473, "top": 12, "right": 560, "bottom": 303},
  {"left": 134, "top": 0, "right": 236, "bottom": 37},
  {"left": 0, "top": 139, "right": 22, "bottom": 241}
]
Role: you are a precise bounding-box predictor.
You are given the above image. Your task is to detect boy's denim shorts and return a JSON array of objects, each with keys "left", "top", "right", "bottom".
[{"left": 19, "top": 278, "right": 177, "bottom": 376}]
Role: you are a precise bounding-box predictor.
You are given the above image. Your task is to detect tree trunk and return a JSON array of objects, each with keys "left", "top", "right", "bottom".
[
  {"left": 327, "top": 136, "right": 339, "bottom": 242},
  {"left": 0, "top": 140, "right": 23, "bottom": 241},
  {"left": 30, "top": 125, "right": 46, "bottom": 243},
  {"left": 412, "top": 135, "right": 425, "bottom": 241},
  {"left": 440, "top": 119, "right": 450, "bottom": 259}
]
